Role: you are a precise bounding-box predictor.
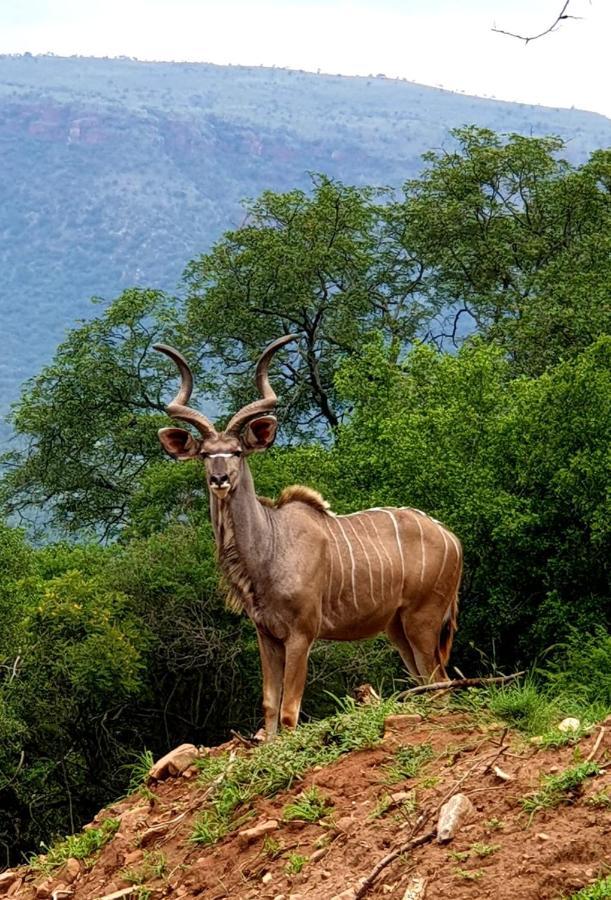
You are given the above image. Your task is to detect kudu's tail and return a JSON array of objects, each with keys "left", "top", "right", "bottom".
[{"left": 435, "top": 547, "right": 462, "bottom": 677}]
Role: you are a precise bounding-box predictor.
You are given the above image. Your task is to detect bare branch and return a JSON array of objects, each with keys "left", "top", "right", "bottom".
[{"left": 492, "top": 2, "right": 582, "bottom": 43}]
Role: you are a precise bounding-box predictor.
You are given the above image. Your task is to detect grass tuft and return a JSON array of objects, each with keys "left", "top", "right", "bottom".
[
  {"left": 383, "top": 743, "right": 433, "bottom": 783},
  {"left": 569, "top": 875, "right": 611, "bottom": 899},
  {"left": 285, "top": 852, "right": 308, "bottom": 875},
  {"left": 121, "top": 850, "right": 167, "bottom": 885},
  {"left": 282, "top": 787, "right": 333, "bottom": 822},
  {"left": 29, "top": 818, "right": 120, "bottom": 874},
  {"left": 522, "top": 761, "right": 601, "bottom": 817}
]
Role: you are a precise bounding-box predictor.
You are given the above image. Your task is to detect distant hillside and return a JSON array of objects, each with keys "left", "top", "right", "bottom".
[{"left": 1, "top": 53, "right": 610, "bottom": 426}]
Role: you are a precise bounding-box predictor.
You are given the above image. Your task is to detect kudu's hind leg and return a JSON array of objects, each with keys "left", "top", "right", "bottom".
[
  {"left": 257, "top": 630, "right": 285, "bottom": 738},
  {"left": 386, "top": 611, "right": 420, "bottom": 679},
  {"left": 280, "top": 634, "right": 312, "bottom": 730},
  {"left": 400, "top": 606, "right": 448, "bottom": 683}
]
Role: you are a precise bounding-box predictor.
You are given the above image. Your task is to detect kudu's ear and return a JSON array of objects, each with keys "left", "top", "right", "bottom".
[
  {"left": 158, "top": 427, "right": 201, "bottom": 460},
  {"left": 242, "top": 415, "right": 278, "bottom": 452}
]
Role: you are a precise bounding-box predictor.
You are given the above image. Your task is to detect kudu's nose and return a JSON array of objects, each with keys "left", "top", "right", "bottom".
[{"left": 210, "top": 474, "right": 230, "bottom": 488}]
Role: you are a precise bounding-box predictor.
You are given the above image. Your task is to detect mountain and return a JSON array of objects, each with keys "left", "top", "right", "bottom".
[{"left": 1, "top": 53, "right": 611, "bottom": 426}]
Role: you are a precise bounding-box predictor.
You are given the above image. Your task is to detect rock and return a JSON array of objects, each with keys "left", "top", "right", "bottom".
[
  {"left": 149, "top": 743, "right": 200, "bottom": 780},
  {"left": 334, "top": 815, "right": 355, "bottom": 833},
  {"left": 558, "top": 717, "right": 581, "bottom": 733},
  {"left": 331, "top": 890, "right": 356, "bottom": 900},
  {"left": 6, "top": 878, "right": 23, "bottom": 897},
  {"left": 537, "top": 832, "right": 551, "bottom": 841},
  {"left": 262, "top": 872, "right": 273, "bottom": 885},
  {"left": 63, "top": 858, "right": 81, "bottom": 885},
  {"left": 309, "top": 848, "right": 328, "bottom": 863},
  {"left": 0, "top": 873, "right": 17, "bottom": 896},
  {"left": 402, "top": 877, "right": 427, "bottom": 900},
  {"left": 492, "top": 765, "right": 514, "bottom": 782},
  {"left": 122, "top": 849, "right": 144, "bottom": 867},
  {"left": 321, "top": 870, "right": 332, "bottom": 880},
  {"left": 117, "top": 805, "right": 149, "bottom": 834},
  {"left": 237, "top": 819, "right": 279, "bottom": 847},
  {"left": 49, "top": 883, "right": 70, "bottom": 898},
  {"left": 384, "top": 714, "right": 423, "bottom": 735},
  {"left": 35, "top": 879, "right": 54, "bottom": 899},
  {"left": 390, "top": 791, "right": 412, "bottom": 804},
  {"left": 437, "top": 793, "right": 475, "bottom": 842}
]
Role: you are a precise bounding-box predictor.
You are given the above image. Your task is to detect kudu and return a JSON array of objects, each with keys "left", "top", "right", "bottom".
[{"left": 154, "top": 336, "right": 462, "bottom": 737}]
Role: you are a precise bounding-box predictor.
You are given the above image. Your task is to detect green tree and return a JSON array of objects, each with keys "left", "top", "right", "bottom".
[
  {"left": 394, "top": 128, "right": 611, "bottom": 369},
  {"left": 0, "top": 289, "right": 204, "bottom": 539},
  {"left": 184, "top": 175, "right": 428, "bottom": 434}
]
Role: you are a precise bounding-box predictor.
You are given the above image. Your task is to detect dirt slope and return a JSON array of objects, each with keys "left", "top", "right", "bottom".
[{"left": 5, "top": 709, "right": 611, "bottom": 900}]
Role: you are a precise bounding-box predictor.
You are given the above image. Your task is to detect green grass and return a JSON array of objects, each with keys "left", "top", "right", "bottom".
[
  {"left": 282, "top": 787, "right": 334, "bottom": 823},
  {"left": 569, "top": 875, "right": 611, "bottom": 899},
  {"left": 30, "top": 818, "right": 120, "bottom": 874},
  {"left": 121, "top": 850, "right": 167, "bottom": 886},
  {"left": 521, "top": 761, "right": 601, "bottom": 817},
  {"left": 191, "top": 696, "right": 402, "bottom": 846},
  {"left": 586, "top": 789, "right": 611, "bottom": 809},
  {"left": 284, "top": 853, "right": 308, "bottom": 876},
  {"left": 125, "top": 749, "right": 155, "bottom": 794},
  {"left": 383, "top": 743, "right": 433, "bottom": 783}
]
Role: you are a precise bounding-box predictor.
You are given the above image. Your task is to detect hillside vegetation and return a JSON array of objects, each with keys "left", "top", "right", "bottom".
[
  {"left": 0, "top": 122, "right": 609, "bottom": 873},
  {"left": 1, "top": 53, "right": 611, "bottom": 414}
]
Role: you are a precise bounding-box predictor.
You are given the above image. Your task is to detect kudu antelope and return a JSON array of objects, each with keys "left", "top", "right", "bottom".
[{"left": 154, "top": 336, "right": 462, "bottom": 737}]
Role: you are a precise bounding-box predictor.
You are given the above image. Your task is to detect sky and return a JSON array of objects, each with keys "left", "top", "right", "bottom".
[{"left": 1, "top": 0, "right": 609, "bottom": 117}]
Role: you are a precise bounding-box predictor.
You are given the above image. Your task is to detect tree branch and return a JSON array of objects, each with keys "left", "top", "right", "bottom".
[{"left": 492, "top": 2, "right": 581, "bottom": 43}]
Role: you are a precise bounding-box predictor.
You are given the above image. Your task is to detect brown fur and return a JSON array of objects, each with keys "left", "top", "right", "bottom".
[{"left": 273, "top": 485, "right": 331, "bottom": 514}]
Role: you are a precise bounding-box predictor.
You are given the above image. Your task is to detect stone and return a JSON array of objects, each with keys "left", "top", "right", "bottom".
[
  {"left": 437, "top": 793, "right": 476, "bottom": 842},
  {"left": 537, "top": 832, "right": 551, "bottom": 841},
  {"left": 117, "top": 805, "right": 149, "bottom": 834},
  {"left": 334, "top": 815, "right": 355, "bottom": 833},
  {"left": 49, "top": 883, "right": 70, "bottom": 898},
  {"left": 237, "top": 819, "right": 279, "bottom": 847},
  {"left": 309, "top": 848, "right": 328, "bottom": 863},
  {"left": 35, "top": 879, "right": 54, "bottom": 899},
  {"left": 402, "top": 877, "right": 427, "bottom": 900},
  {"left": 63, "top": 858, "right": 81, "bottom": 884},
  {"left": 6, "top": 878, "right": 23, "bottom": 897},
  {"left": 390, "top": 791, "right": 412, "bottom": 804},
  {"left": 0, "top": 873, "right": 17, "bottom": 896},
  {"left": 149, "top": 743, "right": 200, "bottom": 780},
  {"left": 321, "top": 870, "right": 332, "bottom": 880},
  {"left": 262, "top": 872, "right": 273, "bottom": 885},
  {"left": 331, "top": 890, "right": 356, "bottom": 900},
  {"left": 384, "top": 714, "right": 423, "bottom": 735},
  {"left": 122, "top": 849, "right": 144, "bottom": 867},
  {"left": 558, "top": 717, "right": 581, "bottom": 733}
]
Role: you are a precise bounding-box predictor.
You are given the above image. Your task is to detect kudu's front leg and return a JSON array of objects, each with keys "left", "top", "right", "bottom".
[
  {"left": 280, "top": 633, "right": 312, "bottom": 730},
  {"left": 256, "top": 630, "right": 285, "bottom": 739}
]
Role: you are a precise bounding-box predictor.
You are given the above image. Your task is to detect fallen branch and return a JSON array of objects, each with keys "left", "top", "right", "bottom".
[
  {"left": 354, "top": 826, "right": 436, "bottom": 899},
  {"left": 585, "top": 726, "right": 606, "bottom": 763},
  {"left": 397, "top": 671, "right": 525, "bottom": 698},
  {"left": 355, "top": 730, "right": 511, "bottom": 895}
]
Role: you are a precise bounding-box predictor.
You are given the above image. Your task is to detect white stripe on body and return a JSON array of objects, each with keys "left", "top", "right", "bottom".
[
  {"left": 333, "top": 517, "right": 358, "bottom": 607},
  {"left": 360, "top": 513, "right": 387, "bottom": 604},
  {"left": 344, "top": 517, "right": 375, "bottom": 602},
  {"left": 378, "top": 508, "right": 405, "bottom": 595},
  {"left": 323, "top": 516, "right": 345, "bottom": 604}
]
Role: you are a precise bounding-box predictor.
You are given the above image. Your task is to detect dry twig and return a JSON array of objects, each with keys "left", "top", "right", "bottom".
[
  {"left": 585, "top": 726, "right": 606, "bottom": 763},
  {"left": 492, "top": 1, "right": 582, "bottom": 43},
  {"left": 397, "top": 672, "right": 524, "bottom": 698}
]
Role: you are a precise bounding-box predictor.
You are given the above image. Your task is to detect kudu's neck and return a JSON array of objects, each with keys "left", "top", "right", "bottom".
[{"left": 210, "top": 462, "right": 272, "bottom": 562}]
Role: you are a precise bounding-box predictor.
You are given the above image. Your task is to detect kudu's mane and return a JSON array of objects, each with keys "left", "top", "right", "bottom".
[{"left": 258, "top": 485, "right": 331, "bottom": 514}]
